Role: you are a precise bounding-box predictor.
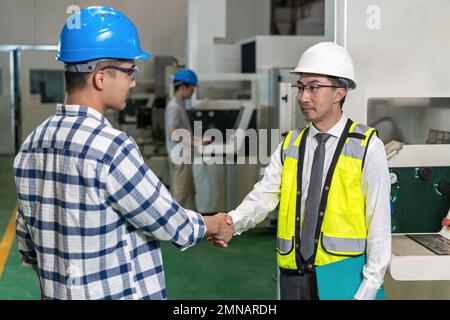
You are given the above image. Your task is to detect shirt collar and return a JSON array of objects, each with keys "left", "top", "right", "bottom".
[
  {"left": 308, "top": 113, "right": 349, "bottom": 139},
  {"left": 56, "top": 104, "right": 112, "bottom": 126}
]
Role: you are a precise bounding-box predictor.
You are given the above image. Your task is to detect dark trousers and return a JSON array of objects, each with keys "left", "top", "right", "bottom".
[{"left": 280, "top": 271, "right": 319, "bottom": 300}]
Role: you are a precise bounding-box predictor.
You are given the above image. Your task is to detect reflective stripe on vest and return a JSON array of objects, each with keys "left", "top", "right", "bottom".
[
  {"left": 321, "top": 234, "right": 367, "bottom": 254},
  {"left": 277, "top": 120, "right": 376, "bottom": 269}
]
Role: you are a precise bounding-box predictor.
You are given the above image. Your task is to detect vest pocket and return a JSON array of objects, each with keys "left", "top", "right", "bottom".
[
  {"left": 276, "top": 236, "right": 294, "bottom": 255},
  {"left": 330, "top": 166, "right": 363, "bottom": 207},
  {"left": 321, "top": 233, "right": 366, "bottom": 256}
]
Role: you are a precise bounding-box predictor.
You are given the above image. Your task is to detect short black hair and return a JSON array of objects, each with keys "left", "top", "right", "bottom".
[
  {"left": 64, "top": 72, "right": 90, "bottom": 93},
  {"left": 64, "top": 59, "right": 128, "bottom": 94}
]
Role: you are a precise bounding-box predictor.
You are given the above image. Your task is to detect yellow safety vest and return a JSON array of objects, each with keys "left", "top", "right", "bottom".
[{"left": 276, "top": 119, "right": 377, "bottom": 270}]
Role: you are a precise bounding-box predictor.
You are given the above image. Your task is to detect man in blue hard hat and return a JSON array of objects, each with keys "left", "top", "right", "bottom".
[
  {"left": 165, "top": 68, "right": 210, "bottom": 210},
  {"left": 13, "top": 6, "right": 233, "bottom": 300}
]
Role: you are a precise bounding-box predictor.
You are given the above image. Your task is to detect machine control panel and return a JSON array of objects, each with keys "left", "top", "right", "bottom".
[
  {"left": 437, "top": 181, "right": 450, "bottom": 195},
  {"left": 418, "top": 167, "right": 432, "bottom": 181},
  {"left": 390, "top": 172, "right": 399, "bottom": 185},
  {"left": 407, "top": 234, "right": 450, "bottom": 255}
]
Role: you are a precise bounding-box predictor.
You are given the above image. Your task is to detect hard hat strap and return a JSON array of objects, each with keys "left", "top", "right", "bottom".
[{"left": 64, "top": 59, "right": 114, "bottom": 73}]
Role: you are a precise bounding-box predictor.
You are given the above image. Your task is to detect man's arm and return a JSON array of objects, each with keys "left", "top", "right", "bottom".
[
  {"left": 354, "top": 136, "right": 392, "bottom": 300},
  {"left": 105, "top": 139, "right": 206, "bottom": 250},
  {"left": 227, "top": 142, "right": 283, "bottom": 234},
  {"left": 207, "top": 143, "right": 282, "bottom": 247}
]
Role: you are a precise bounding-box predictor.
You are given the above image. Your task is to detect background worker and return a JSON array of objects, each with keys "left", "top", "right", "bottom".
[{"left": 165, "top": 68, "right": 210, "bottom": 210}]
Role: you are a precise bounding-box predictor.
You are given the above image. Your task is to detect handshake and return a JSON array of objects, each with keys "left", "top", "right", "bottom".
[{"left": 203, "top": 213, "right": 234, "bottom": 248}]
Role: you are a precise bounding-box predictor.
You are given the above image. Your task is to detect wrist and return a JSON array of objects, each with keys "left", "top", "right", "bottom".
[{"left": 203, "top": 216, "right": 218, "bottom": 236}]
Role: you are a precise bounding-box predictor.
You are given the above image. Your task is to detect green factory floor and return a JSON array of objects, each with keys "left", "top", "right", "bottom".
[{"left": 0, "top": 156, "right": 277, "bottom": 300}]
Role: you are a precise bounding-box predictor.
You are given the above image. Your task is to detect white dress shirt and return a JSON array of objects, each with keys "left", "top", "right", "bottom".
[{"left": 229, "top": 113, "right": 391, "bottom": 300}]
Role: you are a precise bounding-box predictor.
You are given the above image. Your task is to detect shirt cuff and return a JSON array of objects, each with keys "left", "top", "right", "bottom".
[
  {"left": 178, "top": 209, "right": 206, "bottom": 252},
  {"left": 228, "top": 210, "right": 252, "bottom": 236},
  {"left": 353, "top": 278, "right": 380, "bottom": 300},
  {"left": 20, "top": 255, "right": 38, "bottom": 271}
]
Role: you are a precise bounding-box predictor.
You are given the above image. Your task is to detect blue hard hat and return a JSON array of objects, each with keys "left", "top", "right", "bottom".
[
  {"left": 56, "top": 6, "right": 151, "bottom": 63},
  {"left": 174, "top": 69, "right": 198, "bottom": 87}
]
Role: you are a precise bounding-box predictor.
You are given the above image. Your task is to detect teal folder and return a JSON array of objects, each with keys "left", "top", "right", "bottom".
[{"left": 316, "top": 255, "right": 385, "bottom": 300}]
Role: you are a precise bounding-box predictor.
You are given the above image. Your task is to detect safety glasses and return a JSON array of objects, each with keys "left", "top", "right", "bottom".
[
  {"left": 100, "top": 65, "right": 139, "bottom": 80},
  {"left": 291, "top": 83, "right": 344, "bottom": 95}
]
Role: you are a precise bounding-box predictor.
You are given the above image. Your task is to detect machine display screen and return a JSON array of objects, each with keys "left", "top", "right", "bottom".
[{"left": 407, "top": 234, "right": 450, "bottom": 255}]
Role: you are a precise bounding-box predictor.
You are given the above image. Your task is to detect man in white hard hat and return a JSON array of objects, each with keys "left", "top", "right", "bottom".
[{"left": 209, "top": 42, "right": 391, "bottom": 300}]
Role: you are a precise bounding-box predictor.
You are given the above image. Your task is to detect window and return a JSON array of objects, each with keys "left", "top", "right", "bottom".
[{"left": 30, "top": 70, "right": 64, "bottom": 103}]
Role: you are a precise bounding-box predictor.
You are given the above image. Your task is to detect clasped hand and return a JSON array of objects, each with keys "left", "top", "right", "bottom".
[{"left": 204, "top": 212, "right": 234, "bottom": 248}]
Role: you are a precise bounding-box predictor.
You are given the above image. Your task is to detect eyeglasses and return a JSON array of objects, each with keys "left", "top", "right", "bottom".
[
  {"left": 100, "top": 65, "right": 139, "bottom": 80},
  {"left": 291, "top": 83, "right": 344, "bottom": 95}
]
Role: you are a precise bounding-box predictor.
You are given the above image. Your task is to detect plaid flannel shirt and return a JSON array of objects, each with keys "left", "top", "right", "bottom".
[{"left": 14, "top": 104, "right": 205, "bottom": 300}]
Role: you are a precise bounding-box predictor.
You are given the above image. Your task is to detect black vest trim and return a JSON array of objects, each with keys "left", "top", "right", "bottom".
[
  {"left": 294, "top": 127, "right": 309, "bottom": 270},
  {"left": 347, "top": 132, "right": 366, "bottom": 140},
  {"left": 362, "top": 129, "right": 377, "bottom": 170}
]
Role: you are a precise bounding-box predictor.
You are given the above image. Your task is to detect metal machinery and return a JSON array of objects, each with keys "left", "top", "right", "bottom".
[
  {"left": 0, "top": 45, "right": 63, "bottom": 155},
  {"left": 0, "top": 45, "right": 175, "bottom": 186},
  {"left": 0, "top": 47, "right": 16, "bottom": 155},
  {"left": 187, "top": 0, "right": 325, "bottom": 214},
  {"left": 276, "top": 0, "right": 450, "bottom": 299},
  {"left": 189, "top": 50, "right": 330, "bottom": 214},
  {"left": 190, "top": 73, "right": 259, "bottom": 213}
]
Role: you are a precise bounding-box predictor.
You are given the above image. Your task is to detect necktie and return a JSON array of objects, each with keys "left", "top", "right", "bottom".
[{"left": 300, "top": 133, "right": 331, "bottom": 261}]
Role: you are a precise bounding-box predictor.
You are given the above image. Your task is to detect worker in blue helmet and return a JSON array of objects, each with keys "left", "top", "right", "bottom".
[
  {"left": 173, "top": 69, "right": 198, "bottom": 87},
  {"left": 165, "top": 68, "right": 211, "bottom": 211},
  {"left": 13, "top": 6, "right": 233, "bottom": 300}
]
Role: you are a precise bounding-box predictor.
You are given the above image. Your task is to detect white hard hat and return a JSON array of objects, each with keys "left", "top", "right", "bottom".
[{"left": 290, "top": 42, "right": 356, "bottom": 89}]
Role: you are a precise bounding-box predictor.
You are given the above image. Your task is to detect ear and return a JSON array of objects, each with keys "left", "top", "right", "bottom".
[
  {"left": 93, "top": 70, "right": 106, "bottom": 90},
  {"left": 334, "top": 88, "right": 346, "bottom": 104}
]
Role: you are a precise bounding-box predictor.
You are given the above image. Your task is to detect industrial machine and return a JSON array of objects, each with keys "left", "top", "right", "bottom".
[
  {"left": 0, "top": 46, "right": 68, "bottom": 154},
  {"left": 0, "top": 45, "right": 173, "bottom": 186},
  {"left": 389, "top": 209, "right": 450, "bottom": 282},
  {"left": 186, "top": 0, "right": 325, "bottom": 214},
  {"left": 0, "top": 48, "right": 15, "bottom": 155},
  {"left": 189, "top": 74, "right": 259, "bottom": 213}
]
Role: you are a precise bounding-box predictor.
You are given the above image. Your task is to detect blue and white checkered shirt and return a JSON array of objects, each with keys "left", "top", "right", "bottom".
[{"left": 14, "top": 104, "right": 206, "bottom": 300}]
